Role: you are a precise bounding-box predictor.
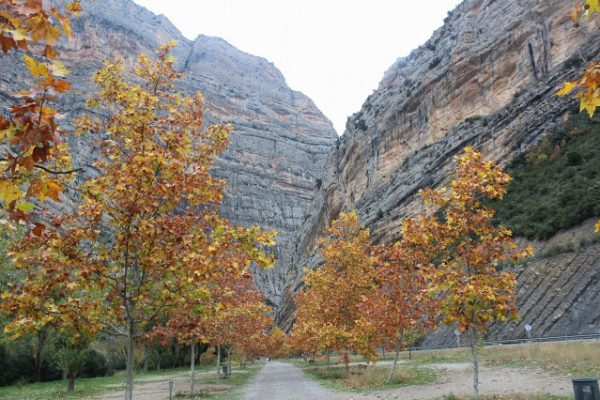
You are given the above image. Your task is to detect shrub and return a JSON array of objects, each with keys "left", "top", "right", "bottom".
[
  {"left": 80, "top": 349, "right": 110, "bottom": 378},
  {"left": 491, "top": 113, "right": 600, "bottom": 240}
]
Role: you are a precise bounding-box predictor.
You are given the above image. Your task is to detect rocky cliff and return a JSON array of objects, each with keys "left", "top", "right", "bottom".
[
  {"left": 279, "top": 0, "right": 600, "bottom": 334},
  {"left": 0, "top": 0, "right": 338, "bottom": 309}
]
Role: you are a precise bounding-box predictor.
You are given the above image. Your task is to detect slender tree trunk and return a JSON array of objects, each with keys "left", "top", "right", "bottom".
[
  {"left": 382, "top": 346, "right": 386, "bottom": 361},
  {"left": 190, "top": 341, "right": 196, "bottom": 395},
  {"left": 216, "top": 344, "right": 221, "bottom": 384},
  {"left": 125, "top": 319, "right": 135, "bottom": 400},
  {"left": 34, "top": 327, "right": 47, "bottom": 382},
  {"left": 67, "top": 373, "right": 76, "bottom": 392},
  {"left": 387, "top": 332, "right": 403, "bottom": 385},
  {"left": 470, "top": 328, "right": 480, "bottom": 400},
  {"left": 227, "top": 348, "right": 232, "bottom": 378},
  {"left": 326, "top": 352, "right": 330, "bottom": 369},
  {"left": 156, "top": 355, "right": 161, "bottom": 371},
  {"left": 143, "top": 344, "right": 149, "bottom": 373}
]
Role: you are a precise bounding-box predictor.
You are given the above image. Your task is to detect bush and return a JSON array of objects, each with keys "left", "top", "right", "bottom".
[
  {"left": 491, "top": 113, "right": 600, "bottom": 240},
  {"left": 80, "top": 349, "right": 111, "bottom": 378}
]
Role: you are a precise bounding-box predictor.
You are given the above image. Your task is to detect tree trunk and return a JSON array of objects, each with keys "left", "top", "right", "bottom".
[
  {"left": 386, "top": 333, "right": 403, "bottom": 385},
  {"left": 143, "top": 344, "right": 149, "bottom": 373},
  {"left": 216, "top": 344, "right": 221, "bottom": 384},
  {"left": 67, "top": 372, "right": 76, "bottom": 392},
  {"left": 227, "top": 348, "right": 232, "bottom": 378},
  {"left": 156, "top": 354, "right": 161, "bottom": 371},
  {"left": 326, "top": 352, "right": 330, "bottom": 369},
  {"left": 125, "top": 319, "right": 135, "bottom": 400},
  {"left": 190, "top": 341, "right": 196, "bottom": 395},
  {"left": 34, "top": 327, "right": 47, "bottom": 382},
  {"left": 382, "top": 346, "right": 386, "bottom": 361},
  {"left": 470, "top": 328, "right": 480, "bottom": 400}
]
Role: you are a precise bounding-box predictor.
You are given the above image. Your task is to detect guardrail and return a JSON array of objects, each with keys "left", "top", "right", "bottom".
[{"left": 412, "top": 332, "right": 600, "bottom": 352}]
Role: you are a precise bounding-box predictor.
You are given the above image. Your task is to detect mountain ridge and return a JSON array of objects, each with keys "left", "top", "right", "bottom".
[{"left": 1, "top": 0, "right": 338, "bottom": 309}]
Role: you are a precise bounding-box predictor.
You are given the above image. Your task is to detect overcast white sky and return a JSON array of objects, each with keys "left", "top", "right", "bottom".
[{"left": 133, "top": 1, "right": 461, "bottom": 134}]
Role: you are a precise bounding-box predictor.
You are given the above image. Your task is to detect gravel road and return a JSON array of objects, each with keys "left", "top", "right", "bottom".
[{"left": 239, "top": 361, "right": 349, "bottom": 400}]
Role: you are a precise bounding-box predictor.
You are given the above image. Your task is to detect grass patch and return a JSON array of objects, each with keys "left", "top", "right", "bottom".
[
  {"left": 0, "top": 375, "right": 122, "bottom": 400},
  {"left": 304, "top": 364, "right": 436, "bottom": 391},
  {"left": 405, "top": 340, "right": 600, "bottom": 378},
  {"left": 483, "top": 341, "right": 600, "bottom": 377},
  {"left": 405, "top": 347, "right": 472, "bottom": 366},
  {"left": 0, "top": 364, "right": 217, "bottom": 400}
]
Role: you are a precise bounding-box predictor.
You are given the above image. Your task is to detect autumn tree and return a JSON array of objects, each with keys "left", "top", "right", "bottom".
[
  {"left": 418, "top": 148, "right": 532, "bottom": 400},
  {"left": 293, "top": 211, "right": 379, "bottom": 368},
  {"left": 366, "top": 229, "right": 438, "bottom": 384},
  {"left": 1, "top": 42, "right": 274, "bottom": 400},
  {"left": 151, "top": 272, "right": 271, "bottom": 395},
  {"left": 0, "top": 0, "right": 83, "bottom": 225}
]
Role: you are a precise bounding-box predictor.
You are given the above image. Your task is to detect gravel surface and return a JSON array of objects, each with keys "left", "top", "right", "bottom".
[
  {"left": 239, "top": 361, "right": 349, "bottom": 400},
  {"left": 92, "top": 361, "right": 574, "bottom": 399},
  {"left": 239, "top": 360, "right": 573, "bottom": 400}
]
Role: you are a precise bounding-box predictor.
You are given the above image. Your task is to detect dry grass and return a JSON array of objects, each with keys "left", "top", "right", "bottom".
[
  {"left": 408, "top": 340, "right": 600, "bottom": 377},
  {"left": 483, "top": 341, "right": 600, "bottom": 377},
  {"left": 305, "top": 364, "right": 436, "bottom": 391}
]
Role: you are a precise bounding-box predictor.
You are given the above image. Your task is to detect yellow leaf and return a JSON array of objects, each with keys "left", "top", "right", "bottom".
[
  {"left": 0, "top": 180, "right": 22, "bottom": 206},
  {"left": 580, "top": 92, "right": 600, "bottom": 118},
  {"left": 9, "top": 29, "right": 28, "bottom": 41},
  {"left": 46, "top": 179, "right": 62, "bottom": 201},
  {"left": 557, "top": 81, "right": 578, "bottom": 97},
  {"left": 585, "top": 0, "right": 600, "bottom": 15},
  {"left": 49, "top": 60, "right": 70, "bottom": 77},
  {"left": 23, "top": 55, "right": 49, "bottom": 78}
]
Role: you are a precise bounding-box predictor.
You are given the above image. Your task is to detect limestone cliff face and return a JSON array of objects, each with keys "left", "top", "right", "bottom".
[
  {"left": 281, "top": 0, "right": 600, "bottom": 332},
  {"left": 0, "top": 0, "right": 338, "bottom": 308}
]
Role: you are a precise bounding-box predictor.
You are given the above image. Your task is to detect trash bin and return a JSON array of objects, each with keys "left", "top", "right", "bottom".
[{"left": 573, "top": 378, "right": 600, "bottom": 400}]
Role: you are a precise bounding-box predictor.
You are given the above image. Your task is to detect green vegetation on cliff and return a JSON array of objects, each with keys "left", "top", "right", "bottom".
[{"left": 492, "top": 113, "right": 600, "bottom": 240}]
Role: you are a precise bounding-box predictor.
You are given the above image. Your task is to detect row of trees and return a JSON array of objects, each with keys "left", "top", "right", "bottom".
[
  {"left": 1, "top": 2, "right": 279, "bottom": 399},
  {"left": 291, "top": 149, "right": 533, "bottom": 399}
]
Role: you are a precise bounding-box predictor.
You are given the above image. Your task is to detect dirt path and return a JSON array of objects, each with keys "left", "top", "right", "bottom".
[{"left": 239, "top": 361, "right": 349, "bottom": 400}]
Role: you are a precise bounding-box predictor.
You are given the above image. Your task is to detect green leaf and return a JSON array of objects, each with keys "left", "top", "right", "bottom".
[{"left": 16, "top": 202, "right": 35, "bottom": 213}]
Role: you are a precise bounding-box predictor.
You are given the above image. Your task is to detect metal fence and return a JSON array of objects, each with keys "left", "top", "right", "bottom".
[{"left": 412, "top": 332, "right": 600, "bottom": 352}]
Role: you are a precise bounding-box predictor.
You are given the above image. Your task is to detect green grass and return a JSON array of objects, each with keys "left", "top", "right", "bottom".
[
  {"left": 303, "top": 364, "right": 436, "bottom": 392},
  {"left": 491, "top": 112, "right": 600, "bottom": 240},
  {"left": 0, "top": 375, "right": 122, "bottom": 400},
  {"left": 0, "top": 364, "right": 216, "bottom": 400}
]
